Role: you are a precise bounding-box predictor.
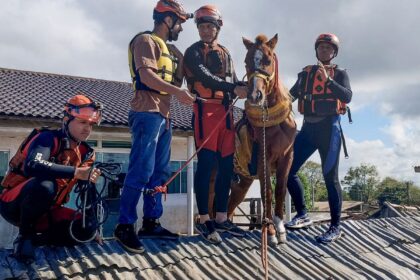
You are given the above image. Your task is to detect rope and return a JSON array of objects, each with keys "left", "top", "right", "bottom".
[
  {"left": 261, "top": 102, "right": 269, "bottom": 280},
  {"left": 69, "top": 162, "right": 122, "bottom": 243},
  {"left": 145, "top": 96, "right": 240, "bottom": 200}
]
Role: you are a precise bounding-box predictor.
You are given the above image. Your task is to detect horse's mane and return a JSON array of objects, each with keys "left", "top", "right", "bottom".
[{"left": 255, "top": 34, "right": 268, "bottom": 45}]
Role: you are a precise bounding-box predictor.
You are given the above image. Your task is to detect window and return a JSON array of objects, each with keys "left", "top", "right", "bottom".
[
  {"left": 0, "top": 151, "right": 10, "bottom": 183},
  {"left": 167, "top": 160, "right": 196, "bottom": 194}
]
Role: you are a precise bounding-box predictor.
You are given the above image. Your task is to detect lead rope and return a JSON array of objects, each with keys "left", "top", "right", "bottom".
[
  {"left": 261, "top": 102, "right": 269, "bottom": 280},
  {"left": 145, "top": 96, "right": 240, "bottom": 200}
]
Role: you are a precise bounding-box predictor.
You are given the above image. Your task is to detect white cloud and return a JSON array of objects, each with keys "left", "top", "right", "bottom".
[{"left": 1, "top": 0, "right": 420, "bottom": 185}]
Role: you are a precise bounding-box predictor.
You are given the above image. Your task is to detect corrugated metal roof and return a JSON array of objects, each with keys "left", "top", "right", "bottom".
[{"left": 1, "top": 216, "right": 419, "bottom": 279}]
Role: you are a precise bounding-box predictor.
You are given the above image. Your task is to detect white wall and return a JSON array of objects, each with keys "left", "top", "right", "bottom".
[{"left": 0, "top": 135, "right": 23, "bottom": 248}]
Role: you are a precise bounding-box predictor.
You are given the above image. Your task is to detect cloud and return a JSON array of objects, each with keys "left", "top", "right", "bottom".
[{"left": 1, "top": 0, "right": 420, "bottom": 185}]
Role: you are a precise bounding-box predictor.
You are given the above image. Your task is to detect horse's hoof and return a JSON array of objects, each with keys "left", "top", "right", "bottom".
[
  {"left": 277, "top": 231, "right": 287, "bottom": 244},
  {"left": 267, "top": 235, "right": 278, "bottom": 247}
]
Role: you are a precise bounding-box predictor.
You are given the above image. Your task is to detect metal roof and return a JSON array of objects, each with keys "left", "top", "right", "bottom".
[{"left": 1, "top": 216, "right": 419, "bottom": 279}]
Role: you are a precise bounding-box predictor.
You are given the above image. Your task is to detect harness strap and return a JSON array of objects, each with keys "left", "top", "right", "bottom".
[
  {"left": 339, "top": 122, "right": 349, "bottom": 159},
  {"left": 195, "top": 95, "right": 204, "bottom": 139},
  {"left": 347, "top": 106, "right": 353, "bottom": 124}
]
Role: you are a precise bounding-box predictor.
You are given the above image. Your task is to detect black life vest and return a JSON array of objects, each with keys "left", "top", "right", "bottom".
[{"left": 297, "top": 65, "right": 347, "bottom": 116}]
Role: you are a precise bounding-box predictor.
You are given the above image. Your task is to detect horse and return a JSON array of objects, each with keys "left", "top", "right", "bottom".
[{"left": 226, "top": 34, "right": 297, "bottom": 245}]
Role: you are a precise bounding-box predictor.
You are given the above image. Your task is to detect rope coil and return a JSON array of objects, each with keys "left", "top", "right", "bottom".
[{"left": 69, "top": 162, "right": 122, "bottom": 243}]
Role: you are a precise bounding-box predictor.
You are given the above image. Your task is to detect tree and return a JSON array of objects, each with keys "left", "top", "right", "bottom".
[
  {"left": 342, "top": 164, "right": 379, "bottom": 203},
  {"left": 300, "top": 161, "right": 328, "bottom": 204}
]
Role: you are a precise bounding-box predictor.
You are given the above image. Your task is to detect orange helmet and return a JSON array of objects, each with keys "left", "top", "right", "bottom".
[
  {"left": 315, "top": 33, "right": 340, "bottom": 54},
  {"left": 63, "top": 94, "right": 103, "bottom": 125},
  {"left": 194, "top": 5, "right": 223, "bottom": 28},
  {"left": 153, "top": 0, "right": 192, "bottom": 22}
]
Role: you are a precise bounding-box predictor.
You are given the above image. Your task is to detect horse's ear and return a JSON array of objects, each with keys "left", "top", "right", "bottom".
[
  {"left": 267, "top": 34, "right": 278, "bottom": 50},
  {"left": 243, "top": 37, "right": 253, "bottom": 50}
]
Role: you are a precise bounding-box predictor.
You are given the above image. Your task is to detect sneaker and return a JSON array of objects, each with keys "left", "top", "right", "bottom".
[
  {"left": 285, "top": 213, "right": 313, "bottom": 229},
  {"left": 215, "top": 219, "right": 246, "bottom": 237},
  {"left": 114, "top": 224, "right": 145, "bottom": 253},
  {"left": 195, "top": 220, "right": 222, "bottom": 244},
  {"left": 316, "top": 225, "right": 342, "bottom": 244},
  {"left": 138, "top": 219, "right": 179, "bottom": 240},
  {"left": 13, "top": 235, "right": 35, "bottom": 263}
]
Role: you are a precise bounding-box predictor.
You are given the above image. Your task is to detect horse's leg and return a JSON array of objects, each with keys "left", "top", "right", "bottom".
[
  {"left": 227, "top": 174, "right": 253, "bottom": 220},
  {"left": 273, "top": 148, "right": 294, "bottom": 244},
  {"left": 208, "top": 165, "right": 217, "bottom": 219}
]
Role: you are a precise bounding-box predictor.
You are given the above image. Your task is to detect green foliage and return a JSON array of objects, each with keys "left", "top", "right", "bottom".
[
  {"left": 410, "top": 185, "right": 420, "bottom": 205},
  {"left": 342, "top": 163, "right": 379, "bottom": 203},
  {"left": 300, "top": 161, "right": 328, "bottom": 204},
  {"left": 342, "top": 164, "right": 420, "bottom": 206},
  {"left": 297, "top": 171, "right": 312, "bottom": 210}
]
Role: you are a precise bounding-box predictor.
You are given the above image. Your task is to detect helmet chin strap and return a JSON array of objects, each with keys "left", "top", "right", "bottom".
[
  {"left": 63, "top": 118, "right": 81, "bottom": 146},
  {"left": 163, "top": 16, "right": 178, "bottom": 41}
]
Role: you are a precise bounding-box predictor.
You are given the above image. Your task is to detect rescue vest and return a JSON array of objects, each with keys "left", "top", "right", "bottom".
[
  {"left": 185, "top": 42, "right": 235, "bottom": 139},
  {"left": 298, "top": 65, "right": 347, "bottom": 116},
  {"left": 185, "top": 41, "right": 233, "bottom": 102},
  {"left": 128, "top": 31, "right": 178, "bottom": 95},
  {"left": 0, "top": 128, "right": 95, "bottom": 206}
]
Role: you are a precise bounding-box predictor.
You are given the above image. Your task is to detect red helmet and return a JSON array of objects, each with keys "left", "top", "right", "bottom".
[
  {"left": 64, "top": 94, "right": 103, "bottom": 125},
  {"left": 315, "top": 33, "right": 340, "bottom": 54},
  {"left": 153, "top": 0, "right": 192, "bottom": 22},
  {"left": 194, "top": 5, "right": 223, "bottom": 28}
]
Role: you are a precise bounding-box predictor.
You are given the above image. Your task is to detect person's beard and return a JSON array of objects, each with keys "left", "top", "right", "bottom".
[{"left": 169, "top": 30, "right": 180, "bottom": 42}]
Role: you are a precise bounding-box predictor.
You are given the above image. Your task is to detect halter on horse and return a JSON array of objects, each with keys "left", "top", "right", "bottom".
[{"left": 227, "top": 34, "right": 297, "bottom": 246}]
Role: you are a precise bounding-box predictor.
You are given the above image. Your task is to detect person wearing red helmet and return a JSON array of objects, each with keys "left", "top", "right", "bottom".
[
  {"left": 183, "top": 5, "right": 248, "bottom": 244},
  {"left": 115, "top": 0, "right": 195, "bottom": 253},
  {"left": 0, "top": 94, "right": 102, "bottom": 262},
  {"left": 285, "top": 33, "right": 353, "bottom": 243}
]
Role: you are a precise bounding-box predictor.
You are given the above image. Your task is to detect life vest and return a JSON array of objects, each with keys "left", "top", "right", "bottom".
[
  {"left": 128, "top": 31, "right": 178, "bottom": 95},
  {"left": 0, "top": 128, "right": 95, "bottom": 206},
  {"left": 184, "top": 41, "right": 233, "bottom": 103},
  {"left": 297, "top": 65, "right": 347, "bottom": 116}
]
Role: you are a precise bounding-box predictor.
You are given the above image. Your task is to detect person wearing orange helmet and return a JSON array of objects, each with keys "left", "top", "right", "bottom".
[
  {"left": 0, "top": 94, "right": 103, "bottom": 262},
  {"left": 285, "top": 33, "right": 353, "bottom": 243},
  {"left": 115, "top": 0, "right": 195, "bottom": 253},
  {"left": 183, "top": 5, "right": 248, "bottom": 244}
]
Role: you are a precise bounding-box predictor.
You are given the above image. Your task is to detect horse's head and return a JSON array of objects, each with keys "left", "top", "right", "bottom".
[{"left": 243, "top": 34, "right": 278, "bottom": 107}]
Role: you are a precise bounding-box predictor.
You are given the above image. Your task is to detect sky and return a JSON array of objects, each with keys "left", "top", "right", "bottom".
[{"left": 1, "top": 0, "right": 420, "bottom": 186}]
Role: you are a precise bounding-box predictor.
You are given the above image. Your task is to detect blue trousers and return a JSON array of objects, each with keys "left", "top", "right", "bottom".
[
  {"left": 287, "top": 115, "right": 343, "bottom": 226},
  {"left": 119, "top": 111, "right": 172, "bottom": 225}
]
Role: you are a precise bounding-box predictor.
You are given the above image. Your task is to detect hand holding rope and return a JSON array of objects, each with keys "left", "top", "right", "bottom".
[{"left": 69, "top": 162, "right": 122, "bottom": 243}]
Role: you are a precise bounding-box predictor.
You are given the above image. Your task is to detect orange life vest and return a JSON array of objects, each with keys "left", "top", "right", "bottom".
[
  {"left": 298, "top": 65, "right": 347, "bottom": 116},
  {"left": 1, "top": 128, "right": 95, "bottom": 206},
  {"left": 184, "top": 42, "right": 233, "bottom": 102}
]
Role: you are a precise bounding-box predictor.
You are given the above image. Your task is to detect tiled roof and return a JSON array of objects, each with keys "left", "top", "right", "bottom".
[
  {"left": 0, "top": 67, "right": 243, "bottom": 130},
  {"left": 1, "top": 216, "right": 419, "bottom": 279}
]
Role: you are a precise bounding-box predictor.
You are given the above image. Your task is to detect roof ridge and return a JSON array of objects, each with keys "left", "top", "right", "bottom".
[{"left": 0, "top": 66, "right": 131, "bottom": 85}]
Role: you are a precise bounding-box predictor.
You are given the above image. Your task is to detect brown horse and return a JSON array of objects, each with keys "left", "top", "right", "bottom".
[{"left": 227, "top": 34, "right": 296, "bottom": 245}]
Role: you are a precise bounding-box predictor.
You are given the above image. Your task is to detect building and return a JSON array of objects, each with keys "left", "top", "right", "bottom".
[{"left": 0, "top": 67, "right": 248, "bottom": 247}]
